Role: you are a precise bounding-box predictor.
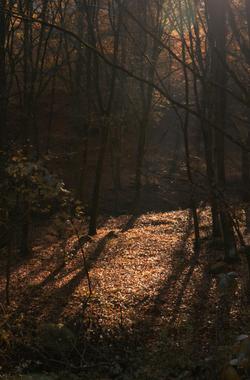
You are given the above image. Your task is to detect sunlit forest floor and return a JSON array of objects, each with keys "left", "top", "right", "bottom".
[
  {"left": 0, "top": 109, "right": 247, "bottom": 379},
  {"left": 1, "top": 206, "right": 250, "bottom": 379}
]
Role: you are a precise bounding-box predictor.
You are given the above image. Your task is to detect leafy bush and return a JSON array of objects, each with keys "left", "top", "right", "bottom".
[
  {"left": 0, "top": 147, "right": 84, "bottom": 255},
  {"left": 1, "top": 149, "right": 71, "bottom": 214}
]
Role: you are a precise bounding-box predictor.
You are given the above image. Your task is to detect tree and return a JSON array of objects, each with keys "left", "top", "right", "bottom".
[{"left": 0, "top": 0, "right": 7, "bottom": 147}]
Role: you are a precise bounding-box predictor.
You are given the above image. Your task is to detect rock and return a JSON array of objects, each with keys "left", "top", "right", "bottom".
[{"left": 236, "top": 334, "right": 248, "bottom": 342}]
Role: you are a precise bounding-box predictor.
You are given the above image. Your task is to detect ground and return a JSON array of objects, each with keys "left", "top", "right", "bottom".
[{"left": 0, "top": 206, "right": 249, "bottom": 379}]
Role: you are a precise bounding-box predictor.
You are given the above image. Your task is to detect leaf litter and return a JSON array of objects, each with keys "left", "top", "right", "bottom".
[{"left": 0, "top": 208, "right": 250, "bottom": 379}]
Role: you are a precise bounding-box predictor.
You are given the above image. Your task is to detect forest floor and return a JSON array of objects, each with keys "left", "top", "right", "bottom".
[{"left": 1, "top": 206, "right": 250, "bottom": 380}]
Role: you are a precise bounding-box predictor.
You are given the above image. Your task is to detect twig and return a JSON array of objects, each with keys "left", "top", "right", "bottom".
[{"left": 70, "top": 220, "right": 92, "bottom": 298}]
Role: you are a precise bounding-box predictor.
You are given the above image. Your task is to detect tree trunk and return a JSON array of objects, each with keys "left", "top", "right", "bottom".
[
  {"left": 20, "top": 209, "right": 31, "bottom": 257},
  {"left": 206, "top": 0, "right": 238, "bottom": 260},
  {"left": 88, "top": 122, "right": 109, "bottom": 236},
  {"left": 0, "top": 0, "right": 6, "bottom": 147}
]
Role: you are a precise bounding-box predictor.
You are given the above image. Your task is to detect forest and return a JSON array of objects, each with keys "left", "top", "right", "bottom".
[{"left": 1, "top": 0, "right": 250, "bottom": 379}]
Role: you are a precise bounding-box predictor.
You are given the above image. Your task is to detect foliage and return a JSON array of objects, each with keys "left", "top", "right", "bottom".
[
  {"left": 1, "top": 148, "right": 83, "bottom": 212},
  {"left": 0, "top": 149, "right": 75, "bottom": 215},
  {"left": 0, "top": 147, "right": 84, "bottom": 254}
]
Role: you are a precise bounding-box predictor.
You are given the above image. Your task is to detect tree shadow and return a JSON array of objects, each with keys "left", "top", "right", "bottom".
[
  {"left": 43, "top": 230, "right": 118, "bottom": 321},
  {"left": 168, "top": 249, "right": 201, "bottom": 325},
  {"left": 186, "top": 259, "right": 214, "bottom": 357},
  {"left": 86, "top": 231, "right": 116, "bottom": 268},
  {"left": 4, "top": 206, "right": 236, "bottom": 379},
  {"left": 6, "top": 231, "right": 118, "bottom": 323},
  {"left": 121, "top": 215, "right": 141, "bottom": 233},
  {"left": 133, "top": 210, "right": 194, "bottom": 326},
  {"left": 110, "top": 209, "right": 223, "bottom": 378},
  {"left": 128, "top": 230, "right": 239, "bottom": 379},
  {"left": 32, "top": 261, "right": 66, "bottom": 289}
]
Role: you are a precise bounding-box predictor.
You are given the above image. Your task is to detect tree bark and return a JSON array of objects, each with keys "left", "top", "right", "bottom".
[{"left": 0, "top": 0, "right": 7, "bottom": 147}]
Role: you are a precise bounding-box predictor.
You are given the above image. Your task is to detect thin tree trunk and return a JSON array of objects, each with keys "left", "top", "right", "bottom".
[
  {"left": 0, "top": 0, "right": 6, "bottom": 147},
  {"left": 5, "top": 236, "right": 12, "bottom": 305},
  {"left": 88, "top": 122, "right": 109, "bottom": 236}
]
